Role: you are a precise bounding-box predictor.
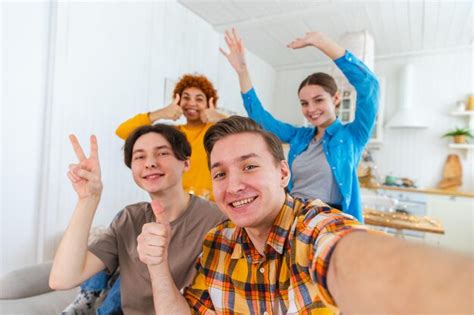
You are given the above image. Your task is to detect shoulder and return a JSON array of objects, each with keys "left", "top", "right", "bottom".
[
  {"left": 201, "top": 219, "right": 236, "bottom": 252},
  {"left": 189, "top": 196, "right": 227, "bottom": 221},
  {"left": 295, "top": 198, "right": 357, "bottom": 229},
  {"left": 110, "top": 202, "right": 150, "bottom": 227}
]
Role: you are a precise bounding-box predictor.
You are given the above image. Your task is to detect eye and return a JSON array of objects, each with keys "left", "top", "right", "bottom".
[
  {"left": 157, "top": 151, "right": 170, "bottom": 157},
  {"left": 300, "top": 102, "right": 308, "bottom": 107},
  {"left": 212, "top": 171, "right": 225, "bottom": 180},
  {"left": 244, "top": 164, "right": 258, "bottom": 171},
  {"left": 133, "top": 155, "right": 144, "bottom": 161}
]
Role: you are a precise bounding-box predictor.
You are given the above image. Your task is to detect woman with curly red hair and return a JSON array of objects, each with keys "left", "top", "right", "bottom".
[{"left": 115, "top": 74, "right": 226, "bottom": 200}]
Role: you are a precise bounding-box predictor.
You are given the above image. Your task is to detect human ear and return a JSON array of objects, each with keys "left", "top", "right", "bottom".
[
  {"left": 183, "top": 159, "right": 191, "bottom": 172},
  {"left": 333, "top": 91, "right": 341, "bottom": 108},
  {"left": 279, "top": 160, "right": 291, "bottom": 188}
]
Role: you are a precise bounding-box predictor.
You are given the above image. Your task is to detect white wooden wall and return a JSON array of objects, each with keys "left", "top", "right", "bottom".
[{"left": 1, "top": 1, "right": 275, "bottom": 275}]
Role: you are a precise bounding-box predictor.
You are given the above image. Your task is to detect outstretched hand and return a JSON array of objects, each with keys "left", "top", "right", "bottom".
[
  {"left": 287, "top": 32, "right": 327, "bottom": 50},
  {"left": 67, "top": 135, "right": 103, "bottom": 200},
  {"left": 219, "top": 28, "right": 247, "bottom": 74}
]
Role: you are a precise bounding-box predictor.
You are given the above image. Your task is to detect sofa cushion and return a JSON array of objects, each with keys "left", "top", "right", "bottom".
[{"left": 0, "top": 261, "right": 54, "bottom": 299}]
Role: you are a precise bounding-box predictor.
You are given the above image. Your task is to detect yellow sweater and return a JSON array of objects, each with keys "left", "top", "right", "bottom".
[{"left": 116, "top": 113, "right": 214, "bottom": 200}]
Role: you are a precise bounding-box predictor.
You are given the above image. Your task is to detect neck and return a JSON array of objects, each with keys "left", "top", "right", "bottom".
[
  {"left": 186, "top": 119, "right": 205, "bottom": 127},
  {"left": 149, "top": 185, "right": 190, "bottom": 222},
  {"left": 245, "top": 191, "right": 286, "bottom": 255},
  {"left": 315, "top": 117, "right": 336, "bottom": 140},
  {"left": 315, "top": 127, "right": 326, "bottom": 141}
]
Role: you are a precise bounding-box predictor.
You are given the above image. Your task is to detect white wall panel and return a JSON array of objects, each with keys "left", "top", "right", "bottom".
[
  {"left": 1, "top": 2, "right": 51, "bottom": 274},
  {"left": 1, "top": 0, "right": 276, "bottom": 275}
]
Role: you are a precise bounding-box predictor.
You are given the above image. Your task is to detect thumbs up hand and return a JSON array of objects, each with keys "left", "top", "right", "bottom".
[
  {"left": 200, "top": 97, "right": 226, "bottom": 123},
  {"left": 137, "top": 200, "right": 171, "bottom": 266}
]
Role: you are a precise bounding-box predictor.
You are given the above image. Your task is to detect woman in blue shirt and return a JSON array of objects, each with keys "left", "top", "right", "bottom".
[{"left": 220, "top": 29, "right": 379, "bottom": 222}]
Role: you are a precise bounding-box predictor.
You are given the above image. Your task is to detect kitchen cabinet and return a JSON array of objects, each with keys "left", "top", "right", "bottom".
[
  {"left": 424, "top": 195, "right": 473, "bottom": 254},
  {"left": 336, "top": 78, "right": 385, "bottom": 145},
  {"left": 361, "top": 188, "right": 474, "bottom": 254}
]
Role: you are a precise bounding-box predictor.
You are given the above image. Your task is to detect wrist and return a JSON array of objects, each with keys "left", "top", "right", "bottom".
[
  {"left": 78, "top": 195, "right": 101, "bottom": 204},
  {"left": 149, "top": 109, "right": 163, "bottom": 122},
  {"left": 147, "top": 259, "right": 170, "bottom": 276},
  {"left": 237, "top": 67, "right": 250, "bottom": 77}
]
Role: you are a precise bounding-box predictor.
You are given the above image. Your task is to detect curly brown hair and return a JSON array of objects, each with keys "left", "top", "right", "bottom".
[{"left": 172, "top": 74, "right": 219, "bottom": 107}]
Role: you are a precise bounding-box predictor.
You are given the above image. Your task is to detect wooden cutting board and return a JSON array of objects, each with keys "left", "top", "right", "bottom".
[{"left": 438, "top": 154, "right": 462, "bottom": 189}]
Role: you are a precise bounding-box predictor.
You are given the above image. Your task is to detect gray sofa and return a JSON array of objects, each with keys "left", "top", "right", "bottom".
[{"left": 0, "top": 261, "right": 78, "bottom": 314}]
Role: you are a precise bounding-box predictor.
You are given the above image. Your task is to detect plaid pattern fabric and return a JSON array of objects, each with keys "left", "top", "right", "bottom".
[{"left": 183, "top": 194, "right": 367, "bottom": 314}]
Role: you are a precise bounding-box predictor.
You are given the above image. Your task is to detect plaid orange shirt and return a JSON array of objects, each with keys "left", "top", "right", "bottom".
[{"left": 183, "top": 194, "right": 367, "bottom": 314}]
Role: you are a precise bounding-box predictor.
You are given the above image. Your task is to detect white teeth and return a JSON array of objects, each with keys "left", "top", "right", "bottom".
[{"left": 231, "top": 197, "right": 255, "bottom": 208}]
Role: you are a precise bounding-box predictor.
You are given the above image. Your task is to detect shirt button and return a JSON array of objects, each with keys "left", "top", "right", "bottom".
[
  {"left": 339, "top": 182, "right": 343, "bottom": 186},
  {"left": 259, "top": 267, "right": 265, "bottom": 273},
  {"left": 332, "top": 166, "right": 336, "bottom": 170},
  {"left": 348, "top": 57, "right": 352, "bottom": 61},
  {"left": 340, "top": 139, "right": 343, "bottom": 143}
]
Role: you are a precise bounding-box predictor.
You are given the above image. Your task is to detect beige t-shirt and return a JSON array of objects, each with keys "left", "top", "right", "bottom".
[{"left": 88, "top": 195, "right": 226, "bottom": 315}]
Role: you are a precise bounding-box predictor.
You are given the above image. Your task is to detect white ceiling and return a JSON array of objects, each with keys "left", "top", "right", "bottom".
[{"left": 178, "top": 0, "right": 474, "bottom": 71}]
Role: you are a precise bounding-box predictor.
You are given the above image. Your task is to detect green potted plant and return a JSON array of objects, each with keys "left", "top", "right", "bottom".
[{"left": 442, "top": 127, "right": 474, "bottom": 144}]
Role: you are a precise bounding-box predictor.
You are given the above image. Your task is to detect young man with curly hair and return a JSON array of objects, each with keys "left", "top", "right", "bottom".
[{"left": 116, "top": 74, "right": 226, "bottom": 200}]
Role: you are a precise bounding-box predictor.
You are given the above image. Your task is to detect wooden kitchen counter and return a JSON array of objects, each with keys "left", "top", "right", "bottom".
[
  {"left": 363, "top": 208, "right": 445, "bottom": 234},
  {"left": 361, "top": 185, "right": 474, "bottom": 198}
]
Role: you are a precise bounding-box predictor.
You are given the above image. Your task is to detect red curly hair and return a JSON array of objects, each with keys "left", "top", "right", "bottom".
[{"left": 173, "top": 74, "right": 219, "bottom": 107}]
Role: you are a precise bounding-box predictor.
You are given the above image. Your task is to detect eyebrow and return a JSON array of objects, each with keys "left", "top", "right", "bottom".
[
  {"left": 210, "top": 153, "right": 259, "bottom": 170},
  {"left": 182, "top": 91, "right": 206, "bottom": 98},
  {"left": 132, "top": 145, "right": 170, "bottom": 155}
]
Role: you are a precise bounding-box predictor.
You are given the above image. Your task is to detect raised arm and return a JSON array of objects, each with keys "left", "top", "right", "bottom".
[
  {"left": 115, "top": 94, "right": 183, "bottom": 140},
  {"left": 289, "top": 31, "right": 379, "bottom": 146},
  {"left": 137, "top": 200, "right": 192, "bottom": 315},
  {"left": 219, "top": 28, "right": 252, "bottom": 93},
  {"left": 327, "top": 232, "right": 473, "bottom": 313},
  {"left": 220, "top": 28, "right": 300, "bottom": 143},
  {"left": 49, "top": 135, "right": 106, "bottom": 290}
]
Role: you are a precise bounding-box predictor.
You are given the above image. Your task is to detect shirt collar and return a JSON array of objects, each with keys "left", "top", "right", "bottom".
[
  {"left": 231, "top": 194, "right": 296, "bottom": 259},
  {"left": 325, "top": 118, "right": 343, "bottom": 136}
]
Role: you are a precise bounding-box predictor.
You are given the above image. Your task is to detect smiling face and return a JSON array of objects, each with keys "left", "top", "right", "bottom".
[
  {"left": 299, "top": 84, "right": 339, "bottom": 128},
  {"left": 209, "top": 132, "right": 290, "bottom": 230},
  {"left": 180, "top": 87, "right": 208, "bottom": 122},
  {"left": 130, "top": 132, "right": 189, "bottom": 197}
]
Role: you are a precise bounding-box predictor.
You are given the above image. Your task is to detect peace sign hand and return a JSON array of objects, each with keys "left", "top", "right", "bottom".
[{"left": 67, "top": 134, "right": 103, "bottom": 200}]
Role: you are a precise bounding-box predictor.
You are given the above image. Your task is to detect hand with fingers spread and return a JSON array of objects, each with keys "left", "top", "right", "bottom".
[
  {"left": 220, "top": 28, "right": 253, "bottom": 93},
  {"left": 137, "top": 200, "right": 171, "bottom": 266},
  {"left": 219, "top": 28, "right": 248, "bottom": 75},
  {"left": 67, "top": 134, "right": 103, "bottom": 200},
  {"left": 152, "top": 93, "right": 183, "bottom": 121},
  {"left": 200, "top": 97, "right": 226, "bottom": 123}
]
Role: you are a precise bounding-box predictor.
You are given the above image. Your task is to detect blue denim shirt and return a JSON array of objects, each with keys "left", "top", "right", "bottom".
[{"left": 241, "top": 50, "right": 380, "bottom": 222}]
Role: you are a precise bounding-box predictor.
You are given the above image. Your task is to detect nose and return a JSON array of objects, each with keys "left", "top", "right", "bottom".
[
  {"left": 145, "top": 156, "right": 157, "bottom": 169},
  {"left": 226, "top": 172, "right": 245, "bottom": 195},
  {"left": 306, "top": 102, "right": 319, "bottom": 112}
]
